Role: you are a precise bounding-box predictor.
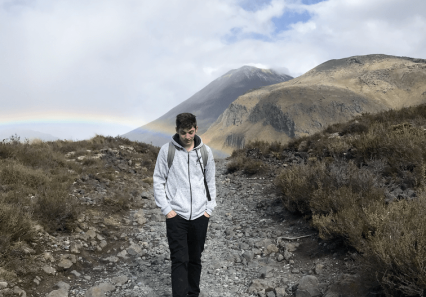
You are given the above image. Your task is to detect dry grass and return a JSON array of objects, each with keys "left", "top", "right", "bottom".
[
  {"left": 227, "top": 103, "right": 426, "bottom": 295},
  {"left": 272, "top": 103, "right": 426, "bottom": 295},
  {"left": 0, "top": 134, "right": 159, "bottom": 276}
]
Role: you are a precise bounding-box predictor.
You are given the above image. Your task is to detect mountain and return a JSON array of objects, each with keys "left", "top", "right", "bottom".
[
  {"left": 0, "top": 128, "right": 60, "bottom": 142},
  {"left": 202, "top": 54, "right": 426, "bottom": 155},
  {"left": 123, "top": 66, "right": 293, "bottom": 146}
]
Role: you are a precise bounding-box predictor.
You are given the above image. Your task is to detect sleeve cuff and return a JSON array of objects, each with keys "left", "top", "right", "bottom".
[{"left": 162, "top": 205, "right": 173, "bottom": 216}]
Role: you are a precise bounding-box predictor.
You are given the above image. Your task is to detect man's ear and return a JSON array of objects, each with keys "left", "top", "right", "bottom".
[{"left": 195, "top": 126, "right": 198, "bottom": 133}]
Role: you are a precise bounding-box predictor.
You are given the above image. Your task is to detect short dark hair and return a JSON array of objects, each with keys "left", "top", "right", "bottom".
[{"left": 176, "top": 113, "right": 197, "bottom": 130}]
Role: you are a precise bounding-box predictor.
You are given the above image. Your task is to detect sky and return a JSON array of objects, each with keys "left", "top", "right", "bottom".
[{"left": 1, "top": 0, "right": 425, "bottom": 140}]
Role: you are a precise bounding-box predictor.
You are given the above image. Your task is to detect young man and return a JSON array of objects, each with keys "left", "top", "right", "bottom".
[{"left": 153, "top": 113, "right": 216, "bottom": 297}]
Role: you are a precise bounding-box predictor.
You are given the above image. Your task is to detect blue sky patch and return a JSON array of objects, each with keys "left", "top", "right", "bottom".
[
  {"left": 272, "top": 9, "right": 311, "bottom": 32},
  {"left": 222, "top": 27, "right": 273, "bottom": 44},
  {"left": 301, "top": 0, "right": 326, "bottom": 5},
  {"left": 239, "top": 0, "right": 272, "bottom": 12}
]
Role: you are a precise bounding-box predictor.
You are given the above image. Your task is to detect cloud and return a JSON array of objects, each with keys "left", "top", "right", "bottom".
[{"left": 0, "top": 0, "right": 425, "bottom": 139}]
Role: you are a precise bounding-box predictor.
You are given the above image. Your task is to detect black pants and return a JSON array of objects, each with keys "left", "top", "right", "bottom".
[{"left": 166, "top": 214, "right": 209, "bottom": 297}]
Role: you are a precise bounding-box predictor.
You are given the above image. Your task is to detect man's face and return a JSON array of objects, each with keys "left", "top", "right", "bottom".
[{"left": 176, "top": 126, "right": 198, "bottom": 146}]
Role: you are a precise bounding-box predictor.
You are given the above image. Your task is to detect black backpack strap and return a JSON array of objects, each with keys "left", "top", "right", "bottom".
[
  {"left": 200, "top": 145, "right": 208, "bottom": 169},
  {"left": 196, "top": 147, "right": 211, "bottom": 201},
  {"left": 167, "top": 142, "right": 175, "bottom": 170}
]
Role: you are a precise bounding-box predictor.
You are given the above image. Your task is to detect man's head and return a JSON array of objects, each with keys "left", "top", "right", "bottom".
[{"left": 176, "top": 113, "right": 198, "bottom": 147}]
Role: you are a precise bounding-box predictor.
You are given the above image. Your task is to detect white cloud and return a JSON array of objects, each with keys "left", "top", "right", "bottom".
[{"left": 0, "top": 0, "right": 425, "bottom": 139}]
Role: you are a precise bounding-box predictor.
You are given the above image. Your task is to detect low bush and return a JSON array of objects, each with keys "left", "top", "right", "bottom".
[
  {"left": 226, "top": 156, "right": 245, "bottom": 173},
  {"left": 0, "top": 134, "right": 159, "bottom": 274},
  {"left": 274, "top": 104, "right": 426, "bottom": 295},
  {"left": 243, "top": 158, "right": 265, "bottom": 175}
]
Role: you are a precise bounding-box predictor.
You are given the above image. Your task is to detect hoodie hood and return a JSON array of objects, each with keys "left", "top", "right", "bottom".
[{"left": 171, "top": 134, "right": 203, "bottom": 150}]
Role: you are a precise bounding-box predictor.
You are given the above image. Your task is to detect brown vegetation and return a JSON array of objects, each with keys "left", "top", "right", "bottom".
[
  {"left": 230, "top": 104, "right": 426, "bottom": 296},
  {"left": 0, "top": 135, "right": 158, "bottom": 278}
]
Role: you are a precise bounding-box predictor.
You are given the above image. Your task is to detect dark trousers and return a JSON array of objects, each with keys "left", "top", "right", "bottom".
[{"left": 166, "top": 214, "right": 209, "bottom": 297}]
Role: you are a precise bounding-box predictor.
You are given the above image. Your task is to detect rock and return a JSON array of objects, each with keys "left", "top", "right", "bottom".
[
  {"left": 98, "top": 283, "right": 115, "bottom": 292},
  {"left": 296, "top": 275, "right": 321, "bottom": 297},
  {"left": 44, "top": 252, "right": 55, "bottom": 262},
  {"left": 57, "top": 259, "right": 73, "bottom": 270},
  {"left": 267, "top": 291, "right": 276, "bottom": 297},
  {"left": 241, "top": 251, "right": 254, "bottom": 262},
  {"left": 266, "top": 244, "right": 279, "bottom": 255},
  {"left": 151, "top": 213, "right": 165, "bottom": 222},
  {"left": 0, "top": 282, "right": 7, "bottom": 289},
  {"left": 57, "top": 255, "right": 76, "bottom": 270},
  {"left": 33, "top": 277, "right": 40, "bottom": 285},
  {"left": 102, "top": 256, "right": 119, "bottom": 263},
  {"left": 84, "top": 287, "right": 105, "bottom": 297},
  {"left": 85, "top": 230, "right": 97, "bottom": 239},
  {"left": 99, "top": 240, "right": 108, "bottom": 249},
  {"left": 84, "top": 283, "right": 115, "bottom": 297},
  {"left": 42, "top": 266, "right": 56, "bottom": 275},
  {"left": 71, "top": 270, "right": 81, "bottom": 277},
  {"left": 248, "top": 279, "right": 273, "bottom": 294},
  {"left": 111, "top": 275, "right": 128, "bottom": 286},
  {"left": 277, "top": 254, "right": 284, "bottom": 262},
  {"left": 283, "top": 250, "right": 292, "bottom": 261},
  {"left": 134, "top": 209, "right": 147, "bottom": 225},
  {"left": 260, "top": 266, "right": 274, "bottom": 278},
  {"left": 284, "top": 242, "right": 299, "bottom": 252},
  {"left": 13, "top": 287, "right": 26, "bottom": 297},
  {"left": 127, "top": 243, "right": 142, "bottom": 256},
  {"left": 314, "top": 264, "right": 324, "bottom": 275},
  {"left": 275, "top": 287, "right": 288, "bottom": 297},
  {"left": 324, "top": 274, "right": 369, "bottom": 297},
  {"left": 117, "top": 249, "right": 128, "bottom": 259},
  {"left": 46, "top": 281, "right": 70, "bottom": 297},
  {"left": 70, "top": 241, "right": 83, "bottom": 253}
]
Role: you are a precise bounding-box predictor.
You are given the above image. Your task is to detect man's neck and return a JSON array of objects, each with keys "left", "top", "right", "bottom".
[{"left": 183, "top": 141, "right": 194, "bottom": 152}]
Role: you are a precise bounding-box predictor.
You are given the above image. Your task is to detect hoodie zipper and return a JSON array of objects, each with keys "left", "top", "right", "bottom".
[{"left": 188, "top": 152, "right": 193, "bottom": 220}]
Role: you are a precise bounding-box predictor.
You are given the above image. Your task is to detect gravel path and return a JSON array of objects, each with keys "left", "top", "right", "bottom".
[{"left": 35, "top": 159, "right": 373, "bottom": 297}]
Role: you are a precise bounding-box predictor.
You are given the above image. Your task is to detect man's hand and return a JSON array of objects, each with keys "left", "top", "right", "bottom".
[
  {"left": 166, "top": 210, "right": 177, "bottom": 219},
  {"left": 204, "top": 211, "right": 210, "bottom": 218}
]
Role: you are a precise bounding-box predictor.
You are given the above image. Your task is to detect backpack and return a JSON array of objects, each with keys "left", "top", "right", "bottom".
[
  {"left": 167, "top": 141, "right": 211, "bottom": 201},
  {"left": 167, "top": 142, "right": 208, "bottom": 170}
]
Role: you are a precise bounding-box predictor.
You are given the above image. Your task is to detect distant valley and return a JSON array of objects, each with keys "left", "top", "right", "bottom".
[{"left": 0, "top": 128, "right": 60, "bottom": 142}]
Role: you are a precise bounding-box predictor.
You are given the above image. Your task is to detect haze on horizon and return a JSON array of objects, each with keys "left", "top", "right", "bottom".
[{"left": 1, "top": 0, "right": 425, "bottom": 140}]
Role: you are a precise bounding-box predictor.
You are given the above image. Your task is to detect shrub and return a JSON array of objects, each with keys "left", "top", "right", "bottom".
[
  {"left": 33, "top": 184, "right": 79, "bottom": 232},
  {"left": 243, "top": 159, "right": 266, "bottom": 175},
  {"left": 274, "top": 104, "right": 426, "bottom": 295},
  {"left": 0, "top": 201, "right": 35, "bottom": 255},
  {"left": 227, "top": 156, "right": 245, "bottom": 173}
]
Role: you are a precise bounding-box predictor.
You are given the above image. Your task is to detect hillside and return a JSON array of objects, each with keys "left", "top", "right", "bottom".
[
  {"left": 228, "top": 103, "right": 426, "bottom": 296},
  {"left": 123, "top": 66, "right": 292, "bottom": 146},
  {"left": 202, "top": 54, "right": 426, "bottom": 155},
  {"left": 0, "top": 129, "right": 59, "bottom": 142}
]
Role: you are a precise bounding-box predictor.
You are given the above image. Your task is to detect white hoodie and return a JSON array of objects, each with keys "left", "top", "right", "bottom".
[{"left": 153, "top": 134, "right": 216, "bottom": 220}]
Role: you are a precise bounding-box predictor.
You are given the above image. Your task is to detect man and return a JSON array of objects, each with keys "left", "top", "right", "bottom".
[{"left": 153, "top": 113, "right": 216, "bottom": 297}]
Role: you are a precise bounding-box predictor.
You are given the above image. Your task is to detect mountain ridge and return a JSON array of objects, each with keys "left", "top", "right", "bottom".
[
  {"left": 123, "top": 66, "right": 292, "bottom": 146},
  {"left": 202, "top": 54, "right": 426, "bottom": 155}
]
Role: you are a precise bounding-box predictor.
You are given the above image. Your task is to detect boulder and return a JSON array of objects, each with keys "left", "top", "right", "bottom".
[{"left": 296, "top": 275, "right": 321, "bottom": 297}]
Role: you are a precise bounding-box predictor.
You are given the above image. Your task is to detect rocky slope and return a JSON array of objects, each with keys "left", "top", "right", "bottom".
[
  {"left": 0, "top": 158, "right": 379, "bottom": 297},
  {"left": 123, "top": 66, "right": 292, "bottom": 147},
  {"left": 202, "top": 54, "right": 426, "bottom": 155}
]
